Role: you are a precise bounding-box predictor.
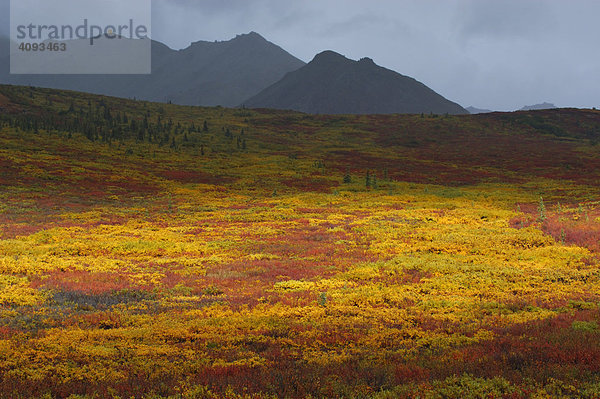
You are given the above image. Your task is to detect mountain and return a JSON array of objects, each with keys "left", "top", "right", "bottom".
[
  {"left": 242, "top": 50, "right": 468, "bottom": 115},
  {"left": 466, "top": 106, "right": 493, "bottom": 114},
  {"left": 0, "top": 32, "right": 305, "bottom": 107},
  {"left": 520, "top": 102, "right": 557, "bottom": 111}
]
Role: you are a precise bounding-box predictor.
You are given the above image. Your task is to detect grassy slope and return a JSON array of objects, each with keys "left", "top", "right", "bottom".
[{"left": 0, "top": 85, "right": 600, "bottom": 398}]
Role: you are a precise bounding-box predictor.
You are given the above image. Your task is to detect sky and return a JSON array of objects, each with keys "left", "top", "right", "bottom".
[{"left": 2, "top": 0, "right": 599, "bottom": 111}]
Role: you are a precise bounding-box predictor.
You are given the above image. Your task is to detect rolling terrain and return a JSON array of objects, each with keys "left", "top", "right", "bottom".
[
  {"left": 1, "top": 85, "right": 600, "bottom": 398},
  {"left": 1, "top": 33, "right": 467, "bottom": 115}
]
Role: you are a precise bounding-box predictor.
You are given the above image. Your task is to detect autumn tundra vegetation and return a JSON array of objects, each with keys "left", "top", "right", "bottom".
[{"left": 1, "top": 85, "right": 600, "bottom": 398}]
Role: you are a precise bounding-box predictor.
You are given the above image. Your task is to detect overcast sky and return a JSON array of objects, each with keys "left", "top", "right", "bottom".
[{"left": 2, "top": 0, "right": 599, "bottom": 111}]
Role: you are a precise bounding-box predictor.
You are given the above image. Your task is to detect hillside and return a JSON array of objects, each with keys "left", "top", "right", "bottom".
[
  {"left": 243, "top": 50, "right": 468, "bottom": 115},
  {"left": 0, "top": 32, "right": 305, "bottom": 107},
  {"left": 1, "top": 85, "right": 600, "bottom": 398}
]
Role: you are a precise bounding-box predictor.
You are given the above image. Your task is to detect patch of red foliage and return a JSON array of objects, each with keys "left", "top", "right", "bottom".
[
  {"left": 30, "top": 270, "right": 140, "bottom": 295},
  {"left": 280, "top": 176, "right": 337, "bottom": 192},
  {"left": 375, "top": 268, "right": 432, "bottom": 286},
  {"left": 0, "top": 224, "right": 52, "bottom": 239},
  {"left": 255, "top": 225, "right": 356, "bottom": 260},
  {"left": 0, "top": 92, "right": 23, "bottom": 112},
  {"left": 457, "top": 309, "right": 600, "bottom": 382},
  {"left": 183, "top": 222, "right": 376, "bottom": 306},
  {"left": 159, "top": 270, "right": 205, "bottom": 292},
  {"left": 544, "top": 217, "right": 600, "bottom": 253},
  {"left": 78, "top": 311, "right": 124, "bottom": 330},
  {"left": 512, "top": 202, "right": 600, "bottom": 254},
  {"left": 0, "top": 326, "right": 18, "bottom": 339},
  {"left": 327, "top": 150, "right": 499, "bottom": 186},
  {"left": 250, "top": 113, "right": 320, "bottom": 135},
  {"left": 159, "top": 170, "right": 234, "bottom": 185},
  {"left": 274, "top": 290, "right": 318, "bottom": 307},
  {"left": 72, "top": 177, "right": 159, "bottom": 198},
  {"left": 362, "top": 113, "right": 600, "bottom": 187},
  {"left": 0, "top": 213, "right": 129, "bottom": 239},
  {"left": 0, "top": 93, "right": 9, "bottom": 106}
]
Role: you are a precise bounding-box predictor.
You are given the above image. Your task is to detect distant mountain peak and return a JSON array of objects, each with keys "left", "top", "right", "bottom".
[
  {"left": 466, "top": 106, "right": 493, "bottom": 114},
  {"left": 233, "top": 31, "right": 267, "bottom": 42},
  {"left": 359, "top": 57, "right": 375, "bottom": 64},
  {"left": 243, "top": 52, "right": 468, "bottom": 115},
  {"left": 189, "top": 31, "right": 267, "bottom": 47},
  {"left": 312, "top": 50, "right": 347, "bottom": 62},
  {"left": 1, "top": 32, "right": 305, "bottom": 108},
  {"left": 520, "top": 102, "right": 557, "bottom": 111}
]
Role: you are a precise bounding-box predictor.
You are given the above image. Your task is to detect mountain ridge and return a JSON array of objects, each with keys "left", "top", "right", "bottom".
[
  {"left": 1, "top": 33, "right": 469, "bottom": 114},
  {"left": 467, "top": 106, "right": 493, "bottom": 114},
  {"left": 0, "top": 32, "right": 305, "bottom": 107},
  {"left": 520, "top": 102, "right": 557, "bottom": 111},
  {"left": 243, "top": 50, "right": 468, "bottom": 115}
]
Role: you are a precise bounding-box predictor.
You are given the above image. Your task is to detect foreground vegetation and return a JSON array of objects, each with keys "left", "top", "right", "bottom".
[{"left": 1, "top": 85, "right": 600, "bottom": 398}]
